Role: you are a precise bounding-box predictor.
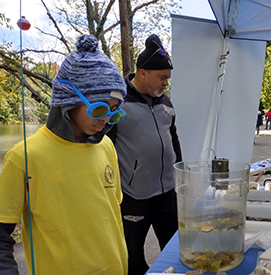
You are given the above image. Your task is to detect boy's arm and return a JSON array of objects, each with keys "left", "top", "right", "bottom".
[{"left": 0, "top": 223, "right": 19, "bottom": 275}]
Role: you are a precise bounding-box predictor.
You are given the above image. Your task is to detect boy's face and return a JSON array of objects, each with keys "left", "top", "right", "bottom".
[{"left": 69, "top": 98, "right": 119, "bottom": 142}]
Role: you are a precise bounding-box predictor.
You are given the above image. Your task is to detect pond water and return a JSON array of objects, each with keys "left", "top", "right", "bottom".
[{"left": 0, "top": 124, "right": 41, "bottom": 171}]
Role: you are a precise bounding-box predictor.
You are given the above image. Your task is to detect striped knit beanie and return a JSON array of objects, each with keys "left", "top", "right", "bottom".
[{"left": 50, "top": 34, "right": 126, "bottom": 107}]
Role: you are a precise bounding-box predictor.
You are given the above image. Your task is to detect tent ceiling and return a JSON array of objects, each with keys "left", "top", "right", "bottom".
[{"left": 208, "top": 0, "right": 271, "bottom": 41}]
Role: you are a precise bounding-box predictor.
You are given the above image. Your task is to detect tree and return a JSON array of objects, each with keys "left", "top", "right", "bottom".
[
  {"left": 0, "top": 42, "right": 51, "bottom": 107},
  {"left": 49, "top": 0, "right": 181, "bottom": 67},
  {"left": 119, "top": 0, "right": 131, "bottom": 75},
  {"left": 0, "top": 0, "right": 182, "bottom": 121},
  {"left": 0, "top": 53, "right": 52, "bottom": 124}
]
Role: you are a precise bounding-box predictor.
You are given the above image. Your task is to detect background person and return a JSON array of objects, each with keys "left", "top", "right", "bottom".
[
  {"left": 0, "top": 34, "right": 128, "bottom": 275},
  {"left": 108, "top": 34, "right": 182, "bottom": 275},
  {"left": 265, "top": 108, "right": 271, "bottom": 130},
  {"left": 256, "top": 110, "right": 264, "bottom": 135}
]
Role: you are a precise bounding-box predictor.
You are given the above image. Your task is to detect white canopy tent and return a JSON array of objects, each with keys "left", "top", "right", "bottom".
[
  {"left": 209, "top": 0, "right": 271, "bottom": 41},
  {"left": 171, "top": 0, "right": 271, "bottom": 164}
]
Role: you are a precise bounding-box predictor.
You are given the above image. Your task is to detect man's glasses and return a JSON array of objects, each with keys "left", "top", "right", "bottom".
[
  {"left": 140, "top": 48, "right": 168, "bottom": 68},
  {"left": 59, "top": 79, "right": 125, "bottom": 125}
]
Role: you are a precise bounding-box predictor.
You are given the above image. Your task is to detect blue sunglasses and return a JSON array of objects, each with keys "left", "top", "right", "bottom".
[{"left": 59, "top": 79, "right": 125, "bottom": 124}]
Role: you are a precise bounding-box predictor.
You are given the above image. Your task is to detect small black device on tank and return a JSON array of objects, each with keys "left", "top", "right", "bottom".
[{"left": 211, "top": 157, "right": 229, "bottom": 189}]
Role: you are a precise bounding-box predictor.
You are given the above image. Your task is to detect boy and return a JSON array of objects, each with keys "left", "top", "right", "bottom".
[{"left": 0, "top": 34, "right": 128, "bottom": 275}]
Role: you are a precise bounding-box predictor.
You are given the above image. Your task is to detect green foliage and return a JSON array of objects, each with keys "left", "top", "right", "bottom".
[
  {"left": 0, "top": 13, "right": 13, "bottom": 29},
  {"left": 163, "top": 78, "right": 171, "bottom": 98},
  {"left": 0, "top": 71, "right": 22, "bottom": 124},
  {"left": 110, "top": 42, "right": 123, "bottom": 75},
  {"left": 0, "top": 36, "right": 53, "bottom": 123},
  {"left": 0, "top": 43, "right": 21, "bottom": 70},
  {"left": 0, "top": 55, "right": 52, "bottom": 124},
  {"left": 261, "top": 42, "right": 271, "bottom": 109},
  {"left": 27, "top": 99, "right": 49, "bottom": 123},
  {"left": 259, "top": 98, "right": 265, "bottom": 111}
]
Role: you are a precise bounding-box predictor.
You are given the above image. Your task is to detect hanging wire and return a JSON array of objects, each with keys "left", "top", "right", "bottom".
[{"left": 19, "top": 1, "right": 36, "bottom": 274}]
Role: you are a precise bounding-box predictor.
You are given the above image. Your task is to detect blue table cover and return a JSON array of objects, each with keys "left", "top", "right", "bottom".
[{"left": 145, "top": 231, "right": 263, "bottom": 275}]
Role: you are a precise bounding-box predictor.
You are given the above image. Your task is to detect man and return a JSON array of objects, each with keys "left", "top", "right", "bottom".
[
  {"left": 108, "top": 34, "right": 182, "bottom": 275},
  {"left": 0, "top": 34, "right": 128, "bottom": 275}
]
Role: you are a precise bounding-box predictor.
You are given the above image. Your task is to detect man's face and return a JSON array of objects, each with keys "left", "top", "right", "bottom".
[{"left": 144, "top": 69, "right": 171, "bottom": 97}]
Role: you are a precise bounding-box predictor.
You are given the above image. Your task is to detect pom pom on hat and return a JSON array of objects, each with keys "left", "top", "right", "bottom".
[
  {"left": 75, "top": 34, "right": 98, "bottom": 52},
  {"left": 51, "top": 34, "right": 126, "bottom": 107},
  {"left": 136, "top": 34, "right": 173, "bottom": 70}
]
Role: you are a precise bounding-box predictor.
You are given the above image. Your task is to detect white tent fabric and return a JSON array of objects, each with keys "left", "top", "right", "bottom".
[
  {"left": 171, "top": 15, "right": 266, "bottom": 163},
  {"left": 208, "top": 0, "right": 271, "bottom": 41}
]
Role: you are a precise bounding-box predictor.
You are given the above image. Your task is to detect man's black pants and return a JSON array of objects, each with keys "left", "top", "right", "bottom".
[{"left": 121, "top": 189, "right": 178, "bottom": 275}]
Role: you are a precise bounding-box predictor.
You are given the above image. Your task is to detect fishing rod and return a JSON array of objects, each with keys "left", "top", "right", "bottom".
[{"left": 17, "top": 1, "right": 36, "bottom": 274}]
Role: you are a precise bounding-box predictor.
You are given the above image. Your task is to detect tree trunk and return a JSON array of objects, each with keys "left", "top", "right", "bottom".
[
  {"left": 127, "top": 0, "right": 135, "bottom": 72},
  {"left": 119, "top": 0, "right": 131, "bottom": 76}
]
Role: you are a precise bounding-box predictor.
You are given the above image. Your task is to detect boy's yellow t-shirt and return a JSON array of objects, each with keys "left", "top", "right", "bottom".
[{"left": 0, "top": 126, "right": 128, "bottom": 275}]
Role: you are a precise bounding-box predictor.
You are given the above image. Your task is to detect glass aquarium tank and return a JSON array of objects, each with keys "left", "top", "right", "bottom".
[{"left": 174, "top": 159, "right": 250, "bottom": 272}]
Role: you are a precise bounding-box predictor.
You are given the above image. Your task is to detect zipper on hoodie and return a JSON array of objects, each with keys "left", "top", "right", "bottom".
[{"left": 150, "top": 105, "right": 165, "bottom": 193}]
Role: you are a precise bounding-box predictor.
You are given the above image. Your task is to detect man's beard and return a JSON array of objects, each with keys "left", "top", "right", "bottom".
[{"left": 152, "top": 88, "right": 164, "bottom": 97}]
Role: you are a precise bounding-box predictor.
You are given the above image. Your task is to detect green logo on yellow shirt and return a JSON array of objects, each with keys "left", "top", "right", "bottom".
[{"left": 105, "top": 165, "right": 114, "bottom": 186}]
